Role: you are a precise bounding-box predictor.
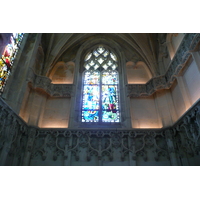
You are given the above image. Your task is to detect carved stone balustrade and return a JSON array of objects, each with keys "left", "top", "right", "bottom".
[
  {"left": 1, "top": 97, "right": 200, "bottom": 165},
  {"left": 0, "top": 98, "right": 28, "bottom": 166},
  {"left": 127, "top": 33, "right": 200, "bottom": 98}
]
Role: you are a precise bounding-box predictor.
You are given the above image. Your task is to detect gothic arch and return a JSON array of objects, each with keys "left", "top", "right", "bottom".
[{"left": 69, "top": 37, "right": 131, "bottom": 128}]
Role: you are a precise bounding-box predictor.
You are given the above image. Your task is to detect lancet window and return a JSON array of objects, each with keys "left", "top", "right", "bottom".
[
  {"left": 81, "top": 45, "right": 120, "bottom": 123},
  {"left": 0, "top": 33, "right": 24, "bottom": 94}
]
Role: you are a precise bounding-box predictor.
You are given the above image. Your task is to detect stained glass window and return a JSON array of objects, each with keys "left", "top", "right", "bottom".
[
  {"left": 82, "top": 45, "right": 120, "bottom": 123},
  {"left": 0, "top": 33, "right": 24, "bottom": 94}
]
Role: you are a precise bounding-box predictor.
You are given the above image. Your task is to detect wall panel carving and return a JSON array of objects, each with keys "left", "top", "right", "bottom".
[{"left": 1, "top": 97, "right": 200, "bottom": 165}]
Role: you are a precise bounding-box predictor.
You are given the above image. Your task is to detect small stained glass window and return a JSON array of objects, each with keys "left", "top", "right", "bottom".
[
  {"left": 81, "top": 45, "right": 120, "bottom": 123},
  {"left": 0, "top": 33, "right": 24, "bottom": 94}
]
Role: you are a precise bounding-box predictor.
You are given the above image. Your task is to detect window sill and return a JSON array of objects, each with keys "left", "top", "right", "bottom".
[{"left": 79, "top": 122, "right": 122, "bottom": 129}]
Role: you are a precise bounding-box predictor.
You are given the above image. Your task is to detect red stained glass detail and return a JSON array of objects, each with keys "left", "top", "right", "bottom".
[{"left": 0, "top": 33, "right": 24, "bottom": 94}]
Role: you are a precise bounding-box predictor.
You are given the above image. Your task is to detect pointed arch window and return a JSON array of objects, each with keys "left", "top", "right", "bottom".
[
  {"left": 0, "top": 33, "right": 24, "bottom": 94},
  {"left": 81, "top": 45, "right": 120, "bottom": 123}
]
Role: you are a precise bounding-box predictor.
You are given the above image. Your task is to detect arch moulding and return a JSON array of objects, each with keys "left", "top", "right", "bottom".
[{"left": 68, "top": 36, "right": 132, "bottom": 129}]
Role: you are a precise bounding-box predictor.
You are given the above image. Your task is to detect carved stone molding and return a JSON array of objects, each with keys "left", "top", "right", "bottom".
[
  {"left": 127, "top": 75, "right": 167, "bottom": 97},
  {"left": 127, "top": 33, "right": 199, "bottom": 97},
  {"left": 1, "top": 97, "right": 200, "bottom": 165},
  {"left": 30, "top": 74, "right": 73, "bottom": 97}
]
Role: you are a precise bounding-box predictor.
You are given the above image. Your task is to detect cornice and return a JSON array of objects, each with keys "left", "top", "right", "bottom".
[{"left": 127, "top": 33, "right": 200, "bottom": 98}]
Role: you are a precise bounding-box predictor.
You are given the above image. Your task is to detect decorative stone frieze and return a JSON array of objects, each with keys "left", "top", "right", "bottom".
[
  {"left": 127, "top": 75, "right": 167, "bottom": 97},
  {"left": 1, "top": 97, "right": 200, "bottom": 165},
  {"left": 30, "top": 74, "right": 73, "bottom": 97},
  {"left": 127, "top": 33, "right": 200, "bottom": 97},
  {"left": 189, "top": 34, "right": 200, "bottom": 51}
]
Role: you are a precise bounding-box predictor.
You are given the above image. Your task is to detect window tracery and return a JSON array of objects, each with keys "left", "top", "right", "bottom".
[{"left": 81, "top": 45, "right": 120, "bottom": 123}]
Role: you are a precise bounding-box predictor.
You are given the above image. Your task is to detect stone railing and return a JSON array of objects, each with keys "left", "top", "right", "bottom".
[
  {"left": 0, "top": 97, "right": 28, "bottom": 166},
  {"left": 1, "top": 97, "right": 200, "bottom": 165},
  {"left": 127, "top": 33, "right": 200, "bottom": 97}
]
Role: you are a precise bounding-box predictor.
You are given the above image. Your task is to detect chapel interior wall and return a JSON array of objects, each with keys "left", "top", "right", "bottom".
[
  {"left": 7, "top": 34, "right": 200, "bottom": 129},
  {"left": 182, "top": 58, "right": 200, "bottom": 105},
  {"left": 129, "top": 48, "right": 200, "bottom": 128},
  {"left": 39, "top": 96, "right": 70, "bottom": 128},
  {"left": 126, "top": 61, "right": 152, "bottom": 84}
]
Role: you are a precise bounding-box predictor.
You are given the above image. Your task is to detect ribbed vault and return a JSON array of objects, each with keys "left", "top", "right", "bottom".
[{"left": 40, "top": 33, "right": 163, "bottom": 77}]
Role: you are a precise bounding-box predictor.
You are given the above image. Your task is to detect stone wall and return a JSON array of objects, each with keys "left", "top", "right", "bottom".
[
  {"left": 128, "top": 33, "right": 200, "bottom": 128},
  {"left": 1, "top": 33, "right": 200, "bottom": 165},
  {"left": 1, "top": 97, "right": 200, "bottom": 166},
  {"left": 4, "top": 33, "right": 200, "bottom": 130}
]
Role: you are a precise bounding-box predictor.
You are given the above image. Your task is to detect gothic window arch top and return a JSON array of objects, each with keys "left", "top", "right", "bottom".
[{"left": 82, "top": 45, "right": 120, "bottom": 123}]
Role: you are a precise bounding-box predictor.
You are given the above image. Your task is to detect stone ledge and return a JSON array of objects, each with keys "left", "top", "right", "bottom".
[{"left": 28, "top": 74, "right": 73, "bottom": 97}]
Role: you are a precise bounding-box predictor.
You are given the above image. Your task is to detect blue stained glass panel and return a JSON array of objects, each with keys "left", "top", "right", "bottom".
[
  {"left": 102, "top": 110, "right": 120, "bottom": 122},
  {"left": 102, "top": 85, "right": 119, "bottom": 122},
  {"left": 82, "top": 46, "right": 120, "bottom": 123},
  {"left": 82, "top": 110, "right": 99, "bottom": 122},
  {"left": 82, "top": 85, "right": 99, "bottom": 110}
]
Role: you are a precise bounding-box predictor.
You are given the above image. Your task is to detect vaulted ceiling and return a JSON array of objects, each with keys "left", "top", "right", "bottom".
[{"left": 40, "top": 33, "right": 167, "bottom": 77}]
